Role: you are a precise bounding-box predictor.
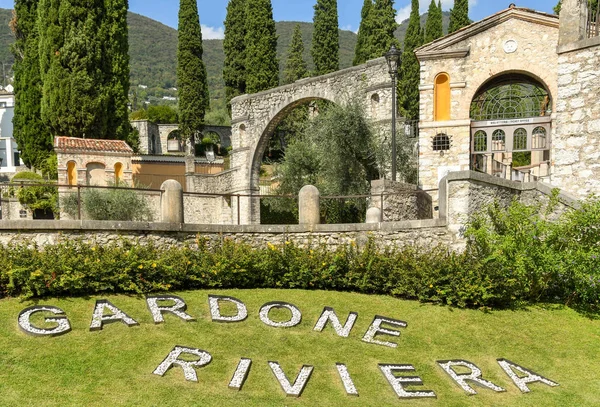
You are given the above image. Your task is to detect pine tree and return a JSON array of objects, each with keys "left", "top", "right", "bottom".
[
  {"left": 311, "top": 0, "right": 339, "bottom": 75},
  {"left": 283, "top": 24, "right": 309, "bottom": 84},
  {"left": 245, "top": 0, "right": 279, "bottom": 93},
  {"left": 448, "top": 0, "right": 470, "bottom": 34},
  {"left": 398, "top": 0, "right": 423, "bottom": 120},
  {"left": 38, "top": 0, "right": 109, "bottom": 140},
  {"left": 366, "top": 0, "right": 399, "bottom": 60},
  {"left": 11, "top": 0, "right": 52, "bottom": 168},
  {"left": 177, "top": 0, "right": 210, "bottom": 143},
  {"left": 104, "top": 0, "right": 133, "bottom": 146},
  {"left": 353, "top": 0, "right": 373, "bottom": 65},
  {"left": 223, "top": 0, "right": 246, "bottom": 110},
  {"left": 424, "top": 0, "right": 443, "bottom": 43}
]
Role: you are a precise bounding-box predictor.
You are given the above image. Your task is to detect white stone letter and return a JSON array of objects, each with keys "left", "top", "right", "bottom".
[
  {"left": 153, "top": 346, "right": 212, "bottom": 382},
  {"left": 379, "top": 364, "right": 436, "bottom": 399},
  {"left": 336, "top": 363, "right": 359, "bottom": 396},
  {"left": 313, "top": 307, "right": 358, "bottom": 338},
  {"left": 497, "top": 359, "right": 559, "bottom": 393},
  {"left": 18, "top": 306, "right": 71, "bottom": 337},
  {"left": 229, "top": 358, "right": 252, "bottom": 390},
  {"left": 437, "top": 360, "right": 505, "bottom": 395},
  {"left": 146, "top": 295, "right": 195, "bottom": 324},
  {"left": 268, "top": 361, "right": 313, "bottom": 397},
  {"left": 89, "top": 299, "right": 138, "bottom": 331},
  {"left": 259, "top": 302, "right": 302, "bottom": 328},
  {"left": 362, "top": 315, "right": 407, "bottom": 348},
  {"left": 208, "top": 295, "right": 248, "bottom": 323}
]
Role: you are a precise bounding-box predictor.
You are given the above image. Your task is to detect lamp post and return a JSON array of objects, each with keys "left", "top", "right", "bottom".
[{"left": 385, "top": 45, "right": 401, "bottom": 181}]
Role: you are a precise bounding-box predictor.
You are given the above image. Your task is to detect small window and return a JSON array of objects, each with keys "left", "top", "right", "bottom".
[
  {"left": 532, "top": 126, "right": 547, "bottom": 149},
  {"left": 513, "top": 128, "right": 528, "bottom": 151},
  {"left": 433, "top": 134, "right": 450, "bottom": 151},
  {"left": 492, "top": 129, "right": 506, "bottom": 151},
  {"left": 473, "top": 130, "right": 487, "bottom": 152}
]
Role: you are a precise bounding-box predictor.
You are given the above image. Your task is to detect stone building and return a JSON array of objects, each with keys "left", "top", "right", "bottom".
[
  {"left": 0, "top": 89, "right": 26, "bottom": 180},
  {"left": 54, "top": 137, "right": 134, "bottom": 186}
]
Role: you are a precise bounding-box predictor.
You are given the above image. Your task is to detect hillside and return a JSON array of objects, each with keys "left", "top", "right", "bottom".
[{"left": 0, "top": 9, "right": 450, "bottom": 102}]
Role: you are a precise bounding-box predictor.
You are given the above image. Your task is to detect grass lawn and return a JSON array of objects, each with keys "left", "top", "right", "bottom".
[{"left": 0, "top": 289, "right": 598, "bottom": 406}]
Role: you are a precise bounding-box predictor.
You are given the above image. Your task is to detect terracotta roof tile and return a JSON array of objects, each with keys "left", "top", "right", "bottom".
[{"left": 54, "top": 137, "right": 133, "bottom": 154}]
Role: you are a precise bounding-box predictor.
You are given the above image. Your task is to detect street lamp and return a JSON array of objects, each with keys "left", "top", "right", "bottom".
[{"left": 385, "top": 45, "right": 401, "bottom": 181}]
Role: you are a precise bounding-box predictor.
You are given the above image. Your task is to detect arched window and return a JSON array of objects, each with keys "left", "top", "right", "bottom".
[
  {"left": 370, "top": 93, "right": 380, "bottom": 116},
  {"left": 492, "top": 129, "right": 506, "bottom": 151},
  {"left": 114, "top": 162, "right": 123, "bottom": 184},
  {"left": 513, "top": 128, "right": 528, "bottom": 151},
  {"left": 433, "top": 133, "right": 450, "bottom": 151},
  {"left": 67, "top": 161, "right": 77, "bottom": 186},
  {"left": 532, "top": 126, "right": 547, "bottom": 149},
  {"left": 434, "top": 73, "right": 451, "bottom": 121},
  {"left": 473, "top": 130, "right": 487, "bottom": 152},
  {"left": 167, "top": 130, "right": 182, "bottom": 152}
]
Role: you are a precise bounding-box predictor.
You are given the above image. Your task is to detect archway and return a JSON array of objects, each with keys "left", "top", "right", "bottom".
[{"left": 469, "top": 73, "right": 552, "bottom": 180}]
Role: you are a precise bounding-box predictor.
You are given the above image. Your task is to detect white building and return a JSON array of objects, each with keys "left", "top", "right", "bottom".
[{"left": 0, "top": 90, "right": 23, "bottom": 177}]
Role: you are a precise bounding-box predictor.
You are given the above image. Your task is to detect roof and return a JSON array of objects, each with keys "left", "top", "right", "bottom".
[
  {"left": 54, "top": 137, "right": 134, "bottom": 154},
  {"left": 416, "top": 6, "right": 559, "bottom": 60}
]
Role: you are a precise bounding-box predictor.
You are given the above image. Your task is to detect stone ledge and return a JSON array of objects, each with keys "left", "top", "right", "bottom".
[{"left": 557, "top": 36, "right": 600, "bottom": 54}]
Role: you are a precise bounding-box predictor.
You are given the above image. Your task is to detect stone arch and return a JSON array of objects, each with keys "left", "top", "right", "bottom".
[
  {"left": 86, "top": 162, "right": 106, "bottom": 186},
  {"left": 249, "top": 96, "right": 336, "bottom": 192},
  {"left": 114, "top": 162, "right": 123, "bottom": 184},
  {"left": 370, "top": 93, "right": 380, "bottom": 117},
  {"left": 67, "top": 161, "right": 77, "bottom": 186},
  {"left": 434, "top": 72, "right": 451, "bottom": 121},
  {"left": 167, "top": 130, "right": 182, "bottom": 152}
]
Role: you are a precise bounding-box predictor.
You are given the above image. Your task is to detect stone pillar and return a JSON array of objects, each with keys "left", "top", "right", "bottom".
[
  {"left": 298, "top": 185, "right": 320, "bottom": 225},
  {"left": 366, "top": 207, "right": 381, "bottom": 224},
  {"left": 559, "top": 0, "right": 587, "bottom": 46},
  {"left": 161, "top": 180, "right": 184, "bottom": 223}
]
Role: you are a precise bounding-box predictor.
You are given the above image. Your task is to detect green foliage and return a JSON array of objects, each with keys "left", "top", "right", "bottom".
[
  {"left": 177, "top": 0, "right": 209, "bottom": 142},
  {"left": 554, "top": 0, "right": 562, "bottom": 14},
  {"left": 398, "top": 0, "right": 423, "bottom": 120},
  {"left": 129, "top": 105, "right": 179, "bottom": 124},
  {"left": 424, "top": 0, "right": 443, "bottom": 43},
  {"left": 3, "top": 196, "right": 600, "bottom": 314},
  {"left": 60, "top": 183, "right": 153, "bottom": 222},
  {"left": 311, "top": 0, "right": 339, "bottom": 76},
  {"left": 367, "top": 0, "right": 400, "bottom": 58},
  {"left": 11, "top": 172, "right": 58, "bottom": 215},
  {"left": 223, "top": 0, "right": 246, "bottom": 110},
  {"left": 353, "top": 0, "right": 373, "bottom": 65},
  {"left": 11, "top": 0, "right": 53, "bottom": 169},
  {"left": 283, "top": 24, "right": 309, "bottom": 84},
  {"left": 448, "top": 0, "right": 470, "bottom": 34},
  {"left": 245, "top": 0, "right": 279, "bottom": 94}
]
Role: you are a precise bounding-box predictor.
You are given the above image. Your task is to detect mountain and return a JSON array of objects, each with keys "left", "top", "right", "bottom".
[{"left": 0, "top": 9, "right": 450, "bottom": 102}]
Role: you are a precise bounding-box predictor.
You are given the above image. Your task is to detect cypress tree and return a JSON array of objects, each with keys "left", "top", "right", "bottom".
[
  {"left": 311, "top": 0, "right": 339, "bottom": 75},
  {"left": 398, "top": 0, "right": 423, "bottom": 120},
  {"left": 104, "top": 0, "right": 133, "bottom": 146},
  {"left": 353, "top": 0, "right": 373, "bottom": 65},
  {"left": 11, "top": 0, "right": 52, "bottom": 168},
  {"left": 448, "top": 0, "right": 470, "bottom": 34},
  {"left": 223, "top": 0, "right": 246, "bottom": 110},
  {"left": 283, "top": 24, "right": 309, "bottom": 84},
  {"left": 366, "top": 0, "right": 399, "bottom": 60},
  {"left": 424, "top": 0, "right": 443, "bottom": 43},
  {"left": 177, "top": 0, "right": 210, "bottom": 143},
  {"left": 245, "top": 0, "right": 279, "bottom": 93},
  {"left": 38, "top": 0, "right": 109, "bottom": 140}
]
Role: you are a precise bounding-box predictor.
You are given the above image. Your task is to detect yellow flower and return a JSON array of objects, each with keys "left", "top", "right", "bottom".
[
  {"left": 152, "top": 263, "right": 157, "bottom": 268},
  {"left": 187, "top": 261, "right": 191, "bottom": 265},
  {"left": 285, "top": 241, "right": 291, "bottom": 245},
  {"left": 429, "top": 284, "right": 433, "bottom": 288},
  {"left": 138, "top": 264, "right": 144, "bottom": 269},
  {"left": 91, "top": 247, "right": 96, "bottom": 251}
]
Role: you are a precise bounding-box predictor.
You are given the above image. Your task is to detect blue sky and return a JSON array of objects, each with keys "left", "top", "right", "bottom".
[{"left": 0, "top": 0, "right": 556, "bottom": 39}]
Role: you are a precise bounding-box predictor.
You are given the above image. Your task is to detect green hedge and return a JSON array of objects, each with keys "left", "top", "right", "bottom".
[{"left": 0, "top": 197, "right": 599, "bottom": 313}]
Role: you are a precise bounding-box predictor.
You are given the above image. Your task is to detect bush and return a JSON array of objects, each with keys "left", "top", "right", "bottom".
[
  {"left": 10, "top": 172, "right": 58, "bottom": 217},
  {"left": 61, "top": 184, "right": 154, "bottom": 221}
]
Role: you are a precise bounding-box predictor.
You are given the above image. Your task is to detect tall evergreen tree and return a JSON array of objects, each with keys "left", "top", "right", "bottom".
[
  {"left": 311, "top": 0, "right": 339, "bottom": 75},
  {"left": 38, "top": 0, "right": 109, "bottom": 140},
  {"left": 366, "top": 0, "right": 399, "bottom": 60},
  {"left": 11, "top": 0, "right": 52, "bottom": 168},
  {"left": 353, "top": 0, "right": 373, "bottom": 65},
  {"left": 245, "top": 0, "right": 279, "bottom": 93},
  {"left": 424, "top": 0, "right": 443, "bottom": 43},
  {"left": 448, "top": 0, "right": 470, "bottom": 34},
  {"left": 104, "top": 0, "right": 133, "bottom": 146},
  {"left": 223, "top": 0, "right": 246, "bottom": 110},
  {"left": 283, "top": 24, "right": 309, "bottom": 84},
  {"left": 398, "top": 0, "right": 423, "bottom": 120},
  {"left": 177, "top": 0, "right": 210, "bottom": 143}
]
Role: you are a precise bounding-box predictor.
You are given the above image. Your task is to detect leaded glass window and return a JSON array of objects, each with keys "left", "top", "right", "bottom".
[{"left": 513, "top": 128, "right": 528, "bottom": 151}]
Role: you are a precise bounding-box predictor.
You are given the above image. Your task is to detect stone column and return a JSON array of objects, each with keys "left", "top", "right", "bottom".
[
  {"left": 559, "top": 0, "right": 587, "bottom": 46},
  {"left": 298, "top": 185, "right": 320, "bottom": 225},
  {"left": 161, "top": 180, "right": 184, "bottom": 223}
]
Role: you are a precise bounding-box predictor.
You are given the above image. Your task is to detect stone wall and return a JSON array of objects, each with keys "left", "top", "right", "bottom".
[
  {"left": 552, "top": 26, "right": 600, "bottom": 197},
  {"left": 370, "top": 179, "right": 433, "bottom": 221}
]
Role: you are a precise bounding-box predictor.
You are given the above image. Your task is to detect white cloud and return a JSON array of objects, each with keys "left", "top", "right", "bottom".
[
  {"left": 395, "top": 0, "right": 478, "bottom": 20},
  {"left": 395, "top": 5, "right": 412, "bottom": 24},
  {"left": 201, "top": 25, "right": 225, "bottom": 40}
]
